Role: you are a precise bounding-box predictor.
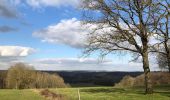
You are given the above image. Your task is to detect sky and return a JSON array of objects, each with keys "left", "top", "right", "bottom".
[{"left": 0, "top": 0, "right": 159, "bottom": 71}]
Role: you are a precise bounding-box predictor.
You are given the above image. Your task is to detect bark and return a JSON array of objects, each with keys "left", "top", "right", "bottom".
[
  {"left": 168, "top": 57, "right": 170, "bottom": 73},
  {"left": 16, "top": 81, "right": 18, "bottom": 89},
  {"left": 142, "top": 51, "right": 153, "bottom": 94},
  {"left": 142, "top": 35, "right": 153, "bottom": 94},
  {"left": 164, "top": 42, "right": 170, "bottom": 73}
]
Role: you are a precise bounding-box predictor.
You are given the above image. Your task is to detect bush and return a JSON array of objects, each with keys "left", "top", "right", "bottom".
[
  {"left": 114, "top": 72, "right": 170, "bottom": 88},
  {"left": 114, "top": 75, "right": 135, "bottom": 88},
  {"left": 35, "top": 72, "right": 67, "bottom": 88}
]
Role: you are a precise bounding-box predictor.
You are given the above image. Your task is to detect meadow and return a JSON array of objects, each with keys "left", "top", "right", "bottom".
[
  {"left": 0, "top": 86, "right": 170, "bottom": 100},
  {"left": 51, "top": 86, "right": 170, "bottom": 100},
  {"left": 0, "top": 89, "right": 45, "bottom": 100}
]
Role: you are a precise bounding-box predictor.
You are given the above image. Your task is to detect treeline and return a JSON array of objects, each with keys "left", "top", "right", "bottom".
[{"left": 0, "top": 63, "right": 67, "bottom": 89}]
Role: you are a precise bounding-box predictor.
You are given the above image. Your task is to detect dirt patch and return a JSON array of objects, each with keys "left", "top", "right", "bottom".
[{"left": 40, "top": 89, "right": 67, "bottom": 100}]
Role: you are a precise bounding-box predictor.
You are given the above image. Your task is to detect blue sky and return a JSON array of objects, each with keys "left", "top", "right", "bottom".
[{"left": 0, "top": 0, "right": 158, "bottom": 71}]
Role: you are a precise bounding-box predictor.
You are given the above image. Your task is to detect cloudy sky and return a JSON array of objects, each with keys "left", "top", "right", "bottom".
[{"left": 0, "top": 0, "right": 158, "bottom": 71}]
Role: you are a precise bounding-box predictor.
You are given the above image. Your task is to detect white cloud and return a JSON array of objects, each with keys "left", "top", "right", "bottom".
[
  {"left": 0, "top": 54, "right": 159, "bottom": 71},
  {"left": 26, "top": 0, "right": 79, "bottom": 7},
  {"left": 33, "top": 18, "right": 152, "bottom": 50},
  {"left": 36, "top": 58, "right": 112, "bottom": 65},
  {"left": 8, "top": 0, "right": 80, "bottom": 8},
  {"left": 33, "top": 18, "right": 88, "bottom": 48},
  {"left": 0, "top": 46, "right": 35, "bottom": 56},
  {"left": 0, "top": 58, "right": 28, "bottom": 70},
  {"left": 32, "top": 57, "right": 116, "bottom": 71},
  {"left": 33, "top": 18, "right": 110, "bottom": 48},
  {"left": 30, "top": 57, "right": 159, "bottom": 71},
  {"left": 0, "top": 46, "right": 35, "bottom": 70}
]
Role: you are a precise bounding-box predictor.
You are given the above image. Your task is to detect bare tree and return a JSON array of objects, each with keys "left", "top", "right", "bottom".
[
  {"left": 152, "top": 0, "right": 170, "bottom": 72},
  {"left": 6, "top": 63, "right": 35, "bottom": 89},
  {"left": 6, "top": 63, "right": 66, "bottom": 89},
  {"left": 0, "top": 71, "right": 7, "bottom": 89},
  {"left": 157, "top": 53, "right": 169, "bottom": 71},
  {"left": 82, "top": 0, "right": 161, "bottom": 94}
]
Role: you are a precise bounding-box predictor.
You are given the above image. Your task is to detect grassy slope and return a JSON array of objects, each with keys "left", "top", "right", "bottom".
[
  {"left": 51, "top": 86, "right": 170, "bottom": 100},
  {"left": 0, "top": 89, "right": 45, "bottom": 100}
]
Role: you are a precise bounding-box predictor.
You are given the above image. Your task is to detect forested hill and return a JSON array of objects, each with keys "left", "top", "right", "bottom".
[{"left": 43, "top": 71, "right": 143, "bottom": 86}]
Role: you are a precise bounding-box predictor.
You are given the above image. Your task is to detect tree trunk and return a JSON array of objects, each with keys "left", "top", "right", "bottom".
[
  {"left": 165, "top": 43, "right": 170, "bottom": 73},
  {"left": 16, "top": 81, "right": 18, "bottom": 89},
  {"left": 167, "top": 57, "right": 170, "bottom": 73},
  {"left": 142, "top": 52, "right": 153, "bottom": 94}
]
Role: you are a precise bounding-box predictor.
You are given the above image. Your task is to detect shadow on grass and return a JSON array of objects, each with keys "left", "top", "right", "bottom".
[
  {"left": 153, "top": 85, "right": 170, "bottom": 97},
  {"left": 81, "top": 88, "right": 124, "bottom": 93},
  {"left": 155, "top": 91, "right": 170, "bottom": 97},
  {"left": 81, "top": 87, "right": 170, "bottom": 98},
  {"left": 81, "top": 88, "right": 144, "bottom": 95},
  {"left": 80, "top": 87, "right": 170, "bottom": 97}
]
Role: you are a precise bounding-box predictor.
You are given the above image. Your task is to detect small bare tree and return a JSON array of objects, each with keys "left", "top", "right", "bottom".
[
  {"left": 82, "top": 0, "right": 161, "bottom": 94},
  {"left": 157, "top": 53, "right": 169, "bottom": 71}
]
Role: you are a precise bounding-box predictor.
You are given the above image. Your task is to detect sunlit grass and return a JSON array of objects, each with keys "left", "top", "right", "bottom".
[
  {"left": 52, "top": 86, "right": 170, "bottom": 100},
  {"left": 0, "top": 89, "right": 45, "bottom": 100},
  {"left": 0, "top": 86, "right": 169, "bottom": 100}
]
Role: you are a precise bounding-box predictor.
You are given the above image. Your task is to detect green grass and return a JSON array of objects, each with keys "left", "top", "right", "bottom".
[
  {"left": 51, "top": 86, "right": 170, "bottom": 100},
  {"left": 0, "top": 89, "right": 45, "bottom": 100},
  {"left": 0, "top": 86, "right": 170, "bottom": 100}
]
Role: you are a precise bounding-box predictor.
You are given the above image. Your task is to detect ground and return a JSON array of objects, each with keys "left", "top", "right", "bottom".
[{"left": 0, "top": 86, "right": 169, "bottom": 100}]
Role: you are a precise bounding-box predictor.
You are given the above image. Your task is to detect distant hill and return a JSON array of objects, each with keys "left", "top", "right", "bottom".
[{"left": 43, "top": 71, "right": 143, "bottom": 87}]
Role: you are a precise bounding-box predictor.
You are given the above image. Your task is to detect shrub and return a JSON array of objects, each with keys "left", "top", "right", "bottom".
[
  {"left": 35, "top": 72, "right": 67, "bottom": 88},
  {"left": 115, "top": 72, "right": 170, "bottom": 88},
  {"left": 114, "top": 75, "right": 135, "bottom": 88}
]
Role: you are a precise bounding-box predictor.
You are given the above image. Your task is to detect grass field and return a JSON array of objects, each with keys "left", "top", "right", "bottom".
[
  {"left": 51, "top": 86, "right": 170, "bottom": 100},
  {"left": 0, "top": 89, "right": 45, "bottom": 100},
  {"left": 0, "top": 86, "right": 170, "bottom": 100}
]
